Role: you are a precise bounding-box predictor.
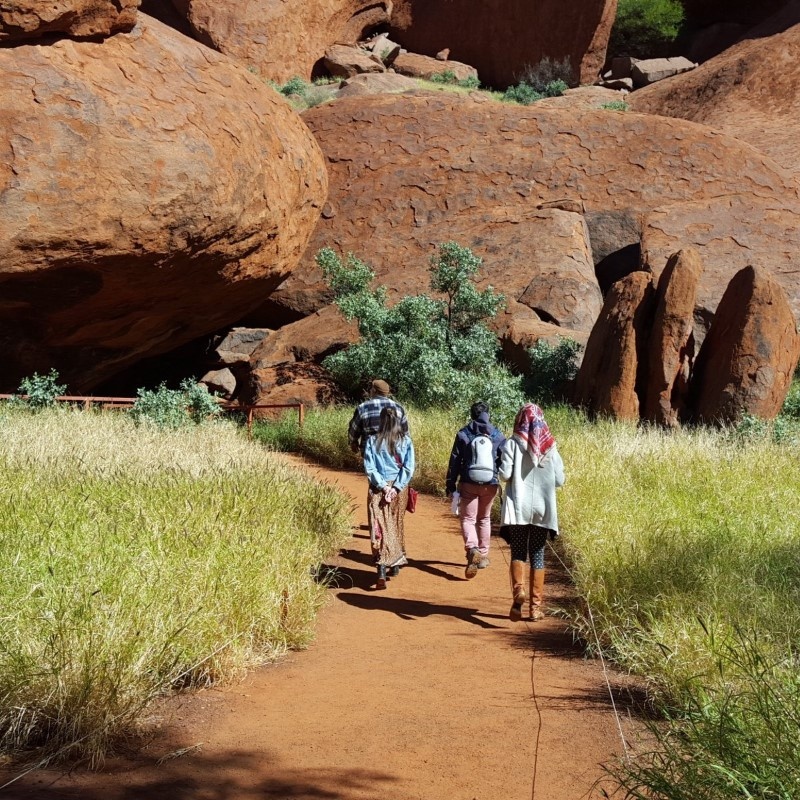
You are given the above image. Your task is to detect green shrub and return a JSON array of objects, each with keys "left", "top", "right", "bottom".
[
  {"left": 130, "top": 380, "right": 221, "bottom": 428},
  {"left": 525, "top": 337, "right": 582, "bottom": 405},
  {"left": 503, "top": 82, "right": 544, "bottom": 105},
  {"left": 518, "top": 57, "right": 574, "bottom": 92},
  {"left": 457, "top": 75, "right": 480, "bottom": 89},
  {"left": 17, "top": 368, "right": 67, "bottom": 409},
  {"left": 317, "top": 242, "right": 524, "bottom": 427},
  {"left": 278, "top": 75, "right": 309, "bottom": 96},
  {"left": 543, "top": 79, "right": 568, "bottom": 97},
  {"left": 601, "top": 100, "right": 630, "bottom": 111},
  {"left": 430, "top": 69, "right": 457, "bottom": 84},
  {"left": 780, "top": 378, "right": 800, "bottom": 419},
  {"left": 609, "top": 0, "right": 685, "bottom": 58}
]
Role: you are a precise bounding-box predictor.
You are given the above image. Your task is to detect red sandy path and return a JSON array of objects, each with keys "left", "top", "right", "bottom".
[{"left": 2, "top": 457, "right": 643, "bottom": 800}]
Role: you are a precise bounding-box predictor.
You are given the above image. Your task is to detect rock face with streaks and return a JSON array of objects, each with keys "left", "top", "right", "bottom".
[
  {"left": 573, "top": 271, "right": 655, "bottom": 420},
  {"left": 690, "top": 266, "right": 800, "bottom": 424},
  {"left": 0, "top": 0, "right": 139, "bottom": 41},
  {"left": 389, "top": 0, "right": 618, "bottom": 86},
  {"left": 166, "top": 0, "right": 393, "bottom": 82},
  {"left": 271, "top": 93, "right": 799, "bottom": 325},
  {"left": 642, "top": 249, "right": 703, "bottom": 427},
  {"left": 629, "top": 3, "right": 800, "bottom": 177},
  {"left": 0, "top": 14, "right": 327, "bottom": 392}
]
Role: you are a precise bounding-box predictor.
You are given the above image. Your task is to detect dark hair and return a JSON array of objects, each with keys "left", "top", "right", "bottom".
[
  {"left": 376, "top": 406, "right": 403, "bottom": 455},
  {"left": 470, "top": 401, "right": 489, "bottom": 420}
]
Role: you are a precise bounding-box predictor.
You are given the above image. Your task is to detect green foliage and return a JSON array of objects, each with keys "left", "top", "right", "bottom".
[
  {"left": 17, "top": 368, "right": 67, "bottom": 409},
  {"left": 130, "top": 379, "right": 221, "bottom": 428},
  {"left": 278, "top": 75, "right": 309, "bottom": 96},
  {"left": 457, "top": 75, "right": 481, "bottom": 89},
  {"left": 518, "top": 57, "right": 575, "bottom": 92},
  {"left": 780, "top": 378, "right": 800, "bottom": 419},
  {"left": 613, "top": 632, "right": 800, "bottom": 800},
  {"left": 316, "top": 243, "right": 524, "bottom": 426},
  {"left": 601, "top": 100, "right": 630, "bottom": 111},
  {"left": 503, "top": 82, "right": 544, "bottom": 105},
  {"left": 543, "top": 79, "right": 568, "bottom": 97},
  {"left": 609, "top": 0, "right": 685, "bottom": 58},
  {"left": 525, "top": 337, "right": 582, "bottom": 405},
  {"left": 430, "top": 69, "right": 457, "bottom": 84}
]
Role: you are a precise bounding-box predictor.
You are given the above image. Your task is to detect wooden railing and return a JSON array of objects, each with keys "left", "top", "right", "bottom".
[{"left": 0, "top": 394, "right": 305, "bottom": 434}]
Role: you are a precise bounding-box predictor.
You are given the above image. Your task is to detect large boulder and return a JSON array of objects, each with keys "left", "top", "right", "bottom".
[
  {"left": 640, "top": 195, "right": 800, "bottom": 335},
  {"left": 392, "top": 52, "right": 477, "bottom": 81},
  {"left": 270, "top": 93, "right": 799, "bottom": 327},
  {"left": 0, "top": 0, "right": 139, "bottom": 42},
  {"left": 0, "top": 15, "right": 328, "bottom": 392},
  {"left": 642, "top": 249, "right": 703, "bottom": 427},
  {"left": 629, "top": 5, "right": 800, "bottom": 177},
  {"left": 573, "top": 272, "right": 655, "bottom": 420},
  {"left": 165, "top": 0, "right": 393, "bottom": 83},
  {"left": 690, "top": 266, "right": 800, "bottom": 424},
  {"left": 389, "top": 0, "right": 617, "bottom": 86}
]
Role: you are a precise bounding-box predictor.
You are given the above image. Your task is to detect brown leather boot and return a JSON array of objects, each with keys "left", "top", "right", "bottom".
[
  {"left": 529, "top": 568, "right": 545, "bottom": 620},
  {"left": 509, "top": 560, "right": 528, "bottom": 622}
]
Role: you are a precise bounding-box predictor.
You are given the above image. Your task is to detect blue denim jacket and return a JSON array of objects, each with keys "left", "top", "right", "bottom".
[{"left": 363, "top": 435, "right": 415, "bottom": 491}]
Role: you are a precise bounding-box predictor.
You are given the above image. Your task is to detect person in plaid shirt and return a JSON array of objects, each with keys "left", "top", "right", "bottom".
[{"left": 348, "top": 379, "right": 409, "bottom": 453}]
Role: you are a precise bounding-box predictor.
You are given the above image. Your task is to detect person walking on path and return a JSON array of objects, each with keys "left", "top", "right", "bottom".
[
  {"left": 498, "top": 403, "right": 565, "bottom": 621},
  {"left": 445, "top": 401, "right": 506, "bottom": 580},
  {"left": 347, "top": 379, "right": 409, "bottom": 454},
  {"left": 363, "top": 406, "right": 416, "bottom": 589}
]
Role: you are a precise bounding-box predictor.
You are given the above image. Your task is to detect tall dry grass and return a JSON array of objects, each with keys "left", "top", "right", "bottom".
[{"left": 0, "top": 407, "right": 351, "bottom": 763}]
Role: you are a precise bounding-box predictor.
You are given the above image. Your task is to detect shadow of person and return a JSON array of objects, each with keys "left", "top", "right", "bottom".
[
  {"left": 405, "top": 558, "right": 463, "bottom": 582},
  {"left": 337, "top": 592, "right": 503, "bottom": 629}
]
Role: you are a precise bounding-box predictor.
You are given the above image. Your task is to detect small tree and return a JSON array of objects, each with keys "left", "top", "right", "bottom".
[
  {"left": 318, "top": 243, "right": 524, "bottom": 425},
  {"left": 609, "top": 0, "right": 684, "bottom": 58},
  {"left": 130, "top": 379, "right": 221, "bottom": 428},
  {"left": 525, "top": 337, "right": 582, "bottom": 405},
  {"left": 17, "top": 369, "right": 67, "bottom": 409}
]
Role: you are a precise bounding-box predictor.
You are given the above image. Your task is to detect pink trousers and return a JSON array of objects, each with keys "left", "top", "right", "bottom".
[{"left": 458, "top": 482, "right": 499, "bottom": 556}]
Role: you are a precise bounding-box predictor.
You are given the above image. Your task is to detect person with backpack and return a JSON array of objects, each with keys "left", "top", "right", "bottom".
[
  {"left": 498, "top": 403, "right": 565, "bottom": 621},
  {"left": 363, "top": 406, "right": 416, "bottom": 589},
  {"left": 445, "top": 402, "right": 506, "bottom": 579}
]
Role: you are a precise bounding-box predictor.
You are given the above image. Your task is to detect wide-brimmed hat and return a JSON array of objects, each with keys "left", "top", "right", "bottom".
[{"left": 371, "top": 379, "right": 391, "bottom": 396}]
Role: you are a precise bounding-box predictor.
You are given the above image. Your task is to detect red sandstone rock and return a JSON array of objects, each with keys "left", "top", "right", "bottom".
[
  {"left": 0, "top": 15, "right": 327, "bottom": 392},
  {"left": 573, "top": 272, "right": 655, "bottom": 420},
  {"left": 167, "top": 0, "right": 392, "bottom": 83},
  {"left": 323, "top": 44, "right": 385, "bottom": 78},
  {"left": 273, "top": 93, "right": 798, "bottom": 327},
  {"left": 337, "top": 72, "right": 419, "bottom": 98},
  {"left": 690, "top": 266, "right": 800, "bottom": 424},
  {"left": 640, "top": 195, "right": 800, "bottom": 333},
  {"left": 643, "top": 249, "right": 703, "bottom": 427},
  {"left": 251, "top": 362, "right": 347, "bottom": 415},
  {"left": 629, "top": 6, "right": 800, "bottom": 177},
  {"left": 392, "top": 52, "right": 477, "bottom": 81},
  {"left": 0, "top": 0, "right": 139, "bottom": 41},
  {"left": 389, "top": 0, "right": 617, "bottom": 86}
]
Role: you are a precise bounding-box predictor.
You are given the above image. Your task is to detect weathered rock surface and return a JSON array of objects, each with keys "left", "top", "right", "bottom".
[
  {"left": 629, "top": 5, "right": 800, "bottom": 177},
  {"left": 690, "top": 266, "right": 800, "bottom": 424},
  {"left": 167, "top": 0, "right": 392, "bottom": 83},
  {"left": 337, "top": 72, "right": 419, "bottom": 97},
  {"left": 323, "top": 43, "right": 385, "bottom": 78},
  {"left": 251, "top": 361, "right": 346, "bottom": 416},
  {"left": 0, "top": 0, "right": 139, "bottom": 42},
  {"left": 200, "top": 367, "right": 236, "bottom": 398},
  {"left": 274, "top": 93, "right": 799, "bottom": 326},
  {"left": 0, "top": 15, "right": 328, "bottom": 392},
  {"left": 640, "top": 195, "right": 800, "bottom": 334},
  {"left": 573, "top": 272, "right": 655, "bottom": 420},
  {"left": 630, "top": 56, "right": 697, "bottom": 87},
  {"left": 389, "top": 0, "right": 617, "bottom": 86},
  {"left": 392, "top": 51, "right": 477, "bottom": 81},
  {"left": 643, "top": 249, "right": 703, "bottom": 427},
  {"left": 534, "top": 86, "right": 628, "bottom": 110}
]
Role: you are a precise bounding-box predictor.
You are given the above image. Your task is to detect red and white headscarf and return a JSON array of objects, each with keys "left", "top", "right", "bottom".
[{"left": 513, "top": 403, "right": 555, "bottom": 466}]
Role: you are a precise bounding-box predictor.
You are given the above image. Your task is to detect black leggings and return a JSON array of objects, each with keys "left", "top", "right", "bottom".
[{"left": 501, "top": 525, "right": 549, "bottom": 570}]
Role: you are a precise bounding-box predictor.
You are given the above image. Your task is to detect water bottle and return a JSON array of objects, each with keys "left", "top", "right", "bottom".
[{"left": 450, "top": 491, "right": 460, "bottom": 516}]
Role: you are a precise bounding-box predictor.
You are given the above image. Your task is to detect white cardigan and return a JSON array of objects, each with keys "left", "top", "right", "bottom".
[{"left": 498, "top": 437, "right": 565, "bottom": 532}]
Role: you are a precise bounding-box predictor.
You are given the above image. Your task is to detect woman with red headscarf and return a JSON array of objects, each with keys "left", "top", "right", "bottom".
[{"left": 498, "top": 403, "right": 565, "bottom": 621}]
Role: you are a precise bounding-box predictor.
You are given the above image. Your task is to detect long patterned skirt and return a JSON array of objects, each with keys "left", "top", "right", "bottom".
[{"left": 367, "top": 483, "right": 409, "bottom": 568}]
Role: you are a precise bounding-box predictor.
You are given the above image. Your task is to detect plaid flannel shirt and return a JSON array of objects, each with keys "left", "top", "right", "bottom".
[{"left": 348, "top": 397, "right": 409, "bottom": 451}]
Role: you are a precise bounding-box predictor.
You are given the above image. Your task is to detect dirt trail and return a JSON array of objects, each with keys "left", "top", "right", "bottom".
[{"left": 4, "top": 457, "right": 643, "bottom": 800}]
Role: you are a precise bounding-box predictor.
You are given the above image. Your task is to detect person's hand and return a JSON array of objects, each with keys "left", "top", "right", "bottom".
[
  {"left": 549, "top": 530, "right": 559, "bottom": 541},
  {"left": 383, "top": 486, "right": 398, "bottom": 504}
]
